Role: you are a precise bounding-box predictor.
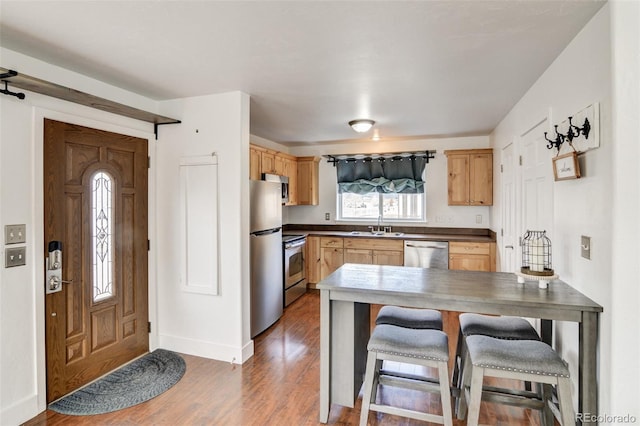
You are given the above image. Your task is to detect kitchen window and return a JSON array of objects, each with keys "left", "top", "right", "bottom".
[
  {"left": 337, "top": 191, "right": 425, "bottom": 221},
  {"left": 333, "top": 153, "right": 428, "bottom": 222}
]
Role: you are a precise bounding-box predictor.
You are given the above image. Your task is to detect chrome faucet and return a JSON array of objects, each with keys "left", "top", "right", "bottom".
[{"left": 377, "top": 215, "right": 382, "bottom": 232}]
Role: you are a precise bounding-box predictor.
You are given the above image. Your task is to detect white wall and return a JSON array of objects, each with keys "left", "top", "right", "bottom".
[
  {"left": 491, "top": 3, "right": 639, "bottom": 417},
  {"left": 156, "top": 92, "right": 253, "bottom": 364},
  {"left": 609, "top": 0, "right": 640, "bottom": 417},
  {"left": 0, "top": 48, "right": 157, "bottom": 425},
  {"left": 287, "top": 136, "right": 492, "bottom": 228}
]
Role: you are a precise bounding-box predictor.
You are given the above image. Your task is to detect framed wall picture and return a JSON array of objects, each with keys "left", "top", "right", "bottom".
[{"left": 552, "top": 151, "right": 581, "bottom": 181}]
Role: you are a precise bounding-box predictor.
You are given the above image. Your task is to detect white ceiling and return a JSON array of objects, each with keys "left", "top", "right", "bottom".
[{"left": 0, "top": 1, "right": 606, "bottom": 146}]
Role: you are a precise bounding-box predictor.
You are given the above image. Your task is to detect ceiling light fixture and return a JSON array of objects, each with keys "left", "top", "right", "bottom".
[{"left": 349, "top": 119, "right": 375, "bottom": 133}]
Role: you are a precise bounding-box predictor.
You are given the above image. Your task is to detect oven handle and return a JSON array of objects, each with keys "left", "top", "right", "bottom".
[{"left": 285, "top": 240, "right": 306, "bottom": 249}]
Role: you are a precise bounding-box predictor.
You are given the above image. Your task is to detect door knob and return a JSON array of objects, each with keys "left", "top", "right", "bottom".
[{"left": 505, "top": 245, "right": 514, "bottom": 249}]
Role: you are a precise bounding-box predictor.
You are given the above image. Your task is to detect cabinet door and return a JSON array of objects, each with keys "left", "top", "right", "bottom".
[
  {"left": 449, "top": 254, "right": 492, "bottom": 272},
  {"left": 469, "top": 153, "right": 493, "bottom": 205},
  {"left": 373, "top": 250, "right": 404, "bottom": 266},
  {"left": 345, "top": 249, "right": 373, "bottom": 264},
  {"left": 249, "top": 148, "right": 262, "bottom": 180},
  {"left": 320, "top": 248, "right": 344, "bottom": 279},
  {"left": 261, "top": 152, "right": 276, "bottom": 174},
  {"left": 306, "top": 236, "right": 321, "bottom": 284},
  {"left": 297, "top": 158, "right": 319, "bottom": 205},
  {"left": 274, "top": 155, "right": 285, "bottom": 176},
  {"left": 284, "top": 159, "right": 298, "bottom": 205},
  {"left": 447, "top": 154, "right": 470, "bottom": 205}
]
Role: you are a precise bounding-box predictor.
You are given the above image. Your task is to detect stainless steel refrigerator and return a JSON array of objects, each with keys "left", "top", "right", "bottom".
[{"left": 250, "top": 179, "right": 283, "bottom": 338}]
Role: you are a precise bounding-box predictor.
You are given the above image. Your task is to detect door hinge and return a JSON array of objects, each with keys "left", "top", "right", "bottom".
[
  {"left": 148, "top": 156, "right": 151, "bottom": 168},
  {"left": 147, "top": 240, "right": 150, "bottom": 251},
  {"left": 519, "top": 155, "right": 523, "bottom": 166},
  {"left": 148, "top": 322, "right": 151, "bottom": 333},
  {"left": 501, "top": 228, "right": 504, "bottom": 237},
  {"left": 500, "top": 164, "right": 503, "bottom": 173}
]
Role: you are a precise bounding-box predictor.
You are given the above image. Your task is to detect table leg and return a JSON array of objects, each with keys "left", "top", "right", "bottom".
[
  {"left": 319, "top": 290, "right": 331, "bottom": 423},
  {"left": 580, "top": 312, "right": 599, "bottom": 425},
  {"left": 540, "top": 319, "right": 554, "bottom": 425}
]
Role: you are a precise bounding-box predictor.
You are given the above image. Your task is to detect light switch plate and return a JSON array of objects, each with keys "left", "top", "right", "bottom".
[
  {"left": 581, "top": 236, "right": 591, "bottom": 260},
  {"left": 5, "top": 246, "right": 26, "bottom": 267},
  {"left": 5, "top": 224, "right": 26, "bottom": 244}
]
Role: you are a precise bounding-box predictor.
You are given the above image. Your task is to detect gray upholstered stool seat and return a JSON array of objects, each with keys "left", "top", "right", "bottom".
[
  {"left": 459, "top": 313, "right": 541, "bottom": 340},
  {"left": 461, "top": 335, "right": 574, "bottom": 426},
  {"left": 452, "top": 313, "right": 540, "bottom": 408},
  {"left": 360, "top": 325, "right": 453, "bottom": 426},
  {"left": 465, "top": 335, "right": 569, "bottom": 377},
  {"left": 375, "top": 305, "right": 443, "bottom": 330}
]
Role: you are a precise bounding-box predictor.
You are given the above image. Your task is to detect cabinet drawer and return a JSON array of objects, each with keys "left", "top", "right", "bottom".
[
  {"left": 320, "top": 237, "right": 344, "bottom": 248},
  {"left": 449, "top": 242, "right": 491, "bottom": 255},
  {"left": 345, "top": 249, "right": 373, "bottom": 264},
  {"left": 344, "top": 238, "right": 403, "bottom": 251}
]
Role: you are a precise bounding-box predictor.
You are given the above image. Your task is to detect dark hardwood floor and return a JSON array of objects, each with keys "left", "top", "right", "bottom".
[{"left": 25, "top": 291, "right": 544, "bottom": 425}]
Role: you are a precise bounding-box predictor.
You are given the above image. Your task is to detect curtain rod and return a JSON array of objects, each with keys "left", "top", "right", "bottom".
[{"left": 323, "top": 150, "right": 436, "bottom": 166}]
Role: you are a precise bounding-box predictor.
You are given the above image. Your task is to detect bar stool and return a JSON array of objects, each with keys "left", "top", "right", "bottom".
[
  {"left": 461, "top": 335, "right": 574, "bottom": 426},
  {"left": 375, "top": 305, "right": 443, "bottom": 330},
  {"left": 360, "top": 324, "right": 453, "bottom": 426},
  {"left": 452, "top": 313, "right": 540, "bottom": 406}
]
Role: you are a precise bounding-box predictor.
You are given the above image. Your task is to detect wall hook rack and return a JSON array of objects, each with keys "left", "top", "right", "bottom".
[
  {"left": 0, "top": 71, "right": 26, "bottom": 99},
  {"left": 545, "top": 116, "right": 591, "bottom": 152}
]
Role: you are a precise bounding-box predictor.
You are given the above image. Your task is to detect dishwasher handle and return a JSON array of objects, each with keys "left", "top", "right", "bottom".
[{"left": 404, "top": 243, "right": 447, "bottom": 249}]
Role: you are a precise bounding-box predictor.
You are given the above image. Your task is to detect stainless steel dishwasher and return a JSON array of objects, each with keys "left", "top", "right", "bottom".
[{"left": 403, "top": 241, "right": 449, "bottom": 269}]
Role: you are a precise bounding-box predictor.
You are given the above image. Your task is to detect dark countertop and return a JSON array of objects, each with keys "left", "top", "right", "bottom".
[{"left": 283, "top": 224, "right": 496, "bottom": 243}]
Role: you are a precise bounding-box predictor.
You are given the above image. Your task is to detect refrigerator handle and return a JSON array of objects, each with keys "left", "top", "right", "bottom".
[{"left": 251, "top": 228, "right": 282, "bottom": 236}]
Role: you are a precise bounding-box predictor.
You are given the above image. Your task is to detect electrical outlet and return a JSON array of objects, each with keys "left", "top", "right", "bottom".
[
  {"left": 325, "top": 212, "right": 330, "bottom": 221},
  {"left": 476, "top": 215, "right": 482, "bottom": 224},
  {"left": 581, "top": 236, "right": 591, "bottom": 260},
  {"left": 4, "top": 224, "right": 26, "bottom": 244},
  {"left": 5, "top": 246, "right": 26, "bottom": 267}
]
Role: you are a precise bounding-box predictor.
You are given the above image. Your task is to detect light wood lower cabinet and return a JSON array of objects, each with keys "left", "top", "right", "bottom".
[
  {"left": 320, "top": 237, "right": 344, "bottom": 280},
  {"left": 449, "top": 241, "right": 496, "bottom": 272},
  {"left": 307, "top": 236, "right": 405, "bottom": 284},
  {"left": 306, "top": 236, "right": 321, "bottom": 285}
]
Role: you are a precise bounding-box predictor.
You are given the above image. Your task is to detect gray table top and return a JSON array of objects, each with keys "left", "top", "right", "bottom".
[{"left": 317, "top": 264, "right": 603, "bottom": 316}]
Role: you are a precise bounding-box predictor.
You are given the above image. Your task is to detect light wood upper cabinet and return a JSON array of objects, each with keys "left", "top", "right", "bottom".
[
  {"left": 284, "top": 158, "right": 298, "bottom": 206},
  {"left": 261, "top": 151, "right": 277, "bottom": 174},
  {"left": 444, "top": 149, "right": 493, "bottom": 206},
  {"left": 249, "top": 147, "right": 262, "bottom": 180},
  {"left": 249, "top": 144, "right": 314, "bottom": 206},
  {"left": 449, "top": 241, "right": 496, "bottom": 272},
  {"left": 297, "top": 156, "right": 320, "bottom": 206}
]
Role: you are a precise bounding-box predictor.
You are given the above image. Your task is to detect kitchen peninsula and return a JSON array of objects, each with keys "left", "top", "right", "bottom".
[{"left": 316, "top": 263, "right": 603, "bottom": 424}]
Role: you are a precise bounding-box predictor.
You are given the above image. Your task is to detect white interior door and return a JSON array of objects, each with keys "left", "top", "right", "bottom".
[
  {"left": 521, "top": 118, "right": 554, "bottom": 237},
  {"left": 500, "top": 143, "right": 517, "bottom": 272}
]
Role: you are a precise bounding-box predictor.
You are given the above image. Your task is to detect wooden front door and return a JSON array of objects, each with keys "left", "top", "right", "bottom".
[{"left": 44, "top": 119, "right": 149, "bottom": 402}]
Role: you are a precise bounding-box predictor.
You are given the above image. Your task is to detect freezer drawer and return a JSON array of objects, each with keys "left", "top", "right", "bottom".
[{"left": 403, "top": 241, "right": 449, "bottom": 269}]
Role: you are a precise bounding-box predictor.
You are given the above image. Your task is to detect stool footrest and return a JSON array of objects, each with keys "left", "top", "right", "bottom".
[
  {"left": 378, "top": 374, "right": 443, "bottom": 394},
  {"left": 369, "top": 403, "right": 445, "bottom": 424}
]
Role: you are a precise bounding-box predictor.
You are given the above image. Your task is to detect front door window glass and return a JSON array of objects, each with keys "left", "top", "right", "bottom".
[{"left": 92, "top": 171, "right": 114, "bottom": 302}]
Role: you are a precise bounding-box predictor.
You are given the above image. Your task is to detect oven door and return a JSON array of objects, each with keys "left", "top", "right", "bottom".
[{"left": 284, "top": 239, "right": 305, "bottom": 289}]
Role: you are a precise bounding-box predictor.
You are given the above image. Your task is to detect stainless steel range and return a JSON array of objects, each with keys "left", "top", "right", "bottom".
[{"left": 282, "top": 234, "right": 307, "bottom": 307}]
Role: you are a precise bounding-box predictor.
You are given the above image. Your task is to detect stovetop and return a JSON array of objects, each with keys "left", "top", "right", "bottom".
[{"left": 282, "top": 234, "right": 305, "bottom": 243}]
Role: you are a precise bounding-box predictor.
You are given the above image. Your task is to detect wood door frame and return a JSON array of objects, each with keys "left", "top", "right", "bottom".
[{"left": 32, "top": 108, "right": 157, "bottom": 411}]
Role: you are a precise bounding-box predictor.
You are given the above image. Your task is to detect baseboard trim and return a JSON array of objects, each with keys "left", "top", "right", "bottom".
[
  {"left": 158, "top": 333, "right": 253, "bottom": 364},
  {"left": 1, "top": 393, "right": 41, "bottom": 425}
]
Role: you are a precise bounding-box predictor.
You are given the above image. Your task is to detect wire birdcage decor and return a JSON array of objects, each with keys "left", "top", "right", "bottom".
[{"left": 520, "top": 230, "right": 554, "bottom": 276}]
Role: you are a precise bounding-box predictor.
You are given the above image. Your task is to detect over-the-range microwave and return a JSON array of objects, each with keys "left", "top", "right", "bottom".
[{"left": 262, "top": 173, "right": 289, "bottom": 204}]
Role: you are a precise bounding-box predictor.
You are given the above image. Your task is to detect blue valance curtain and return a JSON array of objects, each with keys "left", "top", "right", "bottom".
[{"left": 336, "top": 156, "right": 427, "bottom": 195}]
